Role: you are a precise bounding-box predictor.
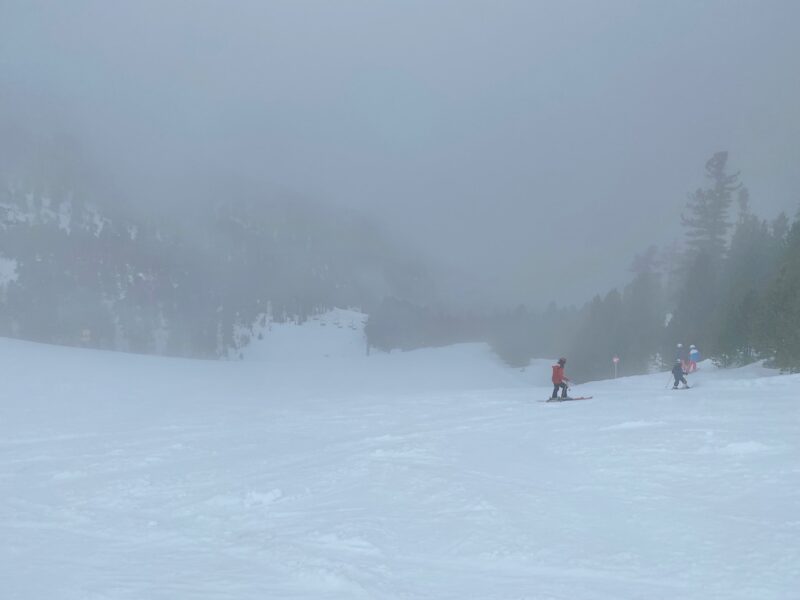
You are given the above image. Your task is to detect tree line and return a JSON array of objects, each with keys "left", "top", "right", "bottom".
[
  {"left": 0, "top": 176, "right": 431, "bottom": 358},
  {"left": 2, "top": 142, "right": 797, "bottom": 374},
  {"left": 367, "top": 152, "right": 800, "bottom": 380}
]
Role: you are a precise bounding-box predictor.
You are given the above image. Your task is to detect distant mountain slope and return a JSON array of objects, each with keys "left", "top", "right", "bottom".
[{"left": 0, "top": 174, "right": 433, "bottom": 358}]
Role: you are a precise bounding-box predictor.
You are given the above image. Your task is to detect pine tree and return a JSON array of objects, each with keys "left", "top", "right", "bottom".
[
  {"left": 713, "top": 192, "right": 783, "bottom": 365},
  {"left": 620, "top": 246, "right": 664, "bottom": 373},
  {"left": 567, "top": 290, "right": 625, "bottom": 381},
  {"left": 670, "top": 152, "right": 742, "bottom": 355},
  {"left": 758, "top": 217, "right": 800, "bottom": 370},
  {"left": 681, "top": 151, "right": 741, "bottom": 261}
]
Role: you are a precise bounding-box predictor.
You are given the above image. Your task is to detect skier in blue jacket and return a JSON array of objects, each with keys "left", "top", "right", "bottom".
[{"left": 688, "top": 345, "right": 701, "bottom": 372}]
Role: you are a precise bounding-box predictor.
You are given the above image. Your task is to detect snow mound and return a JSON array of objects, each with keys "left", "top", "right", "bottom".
[
  {"left": 601, "top": 420, "right": 666, "bottom": 431},
  {"left": 0, "top": 255, "right": 17, "bottom": 287},
  {"left": 717, "top": 441, "right": 775, "bottom": 455},
  {"left": 240, "top": 308, "right": 368, "bottom": 361},
  {"left": 235, "top": 308, "right": 536, "bottom": 393}
]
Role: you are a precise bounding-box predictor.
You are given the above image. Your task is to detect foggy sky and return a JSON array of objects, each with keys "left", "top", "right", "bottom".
[{"left": 2, "top": 0, "right": 799, "bottom": 308}]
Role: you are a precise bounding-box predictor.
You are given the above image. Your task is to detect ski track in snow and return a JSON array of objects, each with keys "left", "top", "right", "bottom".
[{"left": 0, "top": 329, "right": 799, "bottom": 599}]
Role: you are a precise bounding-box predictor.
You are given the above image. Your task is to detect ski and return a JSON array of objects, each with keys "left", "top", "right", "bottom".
[{"left": 541, "top": 396, "right": 593, "bottom": 402}]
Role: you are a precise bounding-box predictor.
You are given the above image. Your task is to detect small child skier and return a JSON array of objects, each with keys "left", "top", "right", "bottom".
[
  {"left": 672, "top": 359, "right": 690, "bottom": 389},
  {"left": 551, "top": 357, "right": 570, "bottom": 399}
]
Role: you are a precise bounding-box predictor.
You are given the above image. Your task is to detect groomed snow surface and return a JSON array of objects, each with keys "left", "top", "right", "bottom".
[{"left": 2, "top": 310, "right": 799, "bottom": 599}]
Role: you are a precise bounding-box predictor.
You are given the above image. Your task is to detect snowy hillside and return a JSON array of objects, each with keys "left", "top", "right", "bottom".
[
  {"left": 1, "top": 331, "right": 798, "bottom": 599},
  {"left": 0, "top": 183, "right": 435, "bottom": 358},
  {"left": 238, "top": 308, "right": 554, "bottom": 392},
  {"left": 240, "top": 309, "right": 370, "bottom": 361}
]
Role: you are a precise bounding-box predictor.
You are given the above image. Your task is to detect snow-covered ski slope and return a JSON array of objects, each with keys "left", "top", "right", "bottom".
[{"left": 1, "top": 312, "right": 799, "bottom": 599}]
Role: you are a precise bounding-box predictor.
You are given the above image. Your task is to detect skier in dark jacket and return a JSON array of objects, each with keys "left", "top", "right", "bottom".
[{"left": 672, "top": 359, "right": 689, "bottom": 389}]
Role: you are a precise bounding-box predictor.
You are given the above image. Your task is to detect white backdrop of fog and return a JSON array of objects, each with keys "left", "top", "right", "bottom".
[{"left": 2, "top": 0, "right": 799, "bottom": 308}]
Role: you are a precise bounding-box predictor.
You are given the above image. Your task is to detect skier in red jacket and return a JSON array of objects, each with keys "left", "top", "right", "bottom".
[{"left": 551, "top": 357, "right": 570, "bottom": 399}]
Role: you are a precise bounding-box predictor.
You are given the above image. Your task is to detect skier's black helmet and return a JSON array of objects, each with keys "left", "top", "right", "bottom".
[{"left": 558, "top": 357, "right": 566, "bottom": 365}]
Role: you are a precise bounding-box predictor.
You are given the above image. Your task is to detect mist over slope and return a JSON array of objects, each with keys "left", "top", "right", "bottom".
[
  {"left": 2, "top": 3, "right": 800, "bottom": 597},
  {"left": 3, "top": 3, "right": 800, "bottom": 378}
]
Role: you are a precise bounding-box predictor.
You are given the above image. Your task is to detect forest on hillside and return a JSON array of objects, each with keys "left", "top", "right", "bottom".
[{"left": 0, "top": 134, "right": 432, "bottom": 358}]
